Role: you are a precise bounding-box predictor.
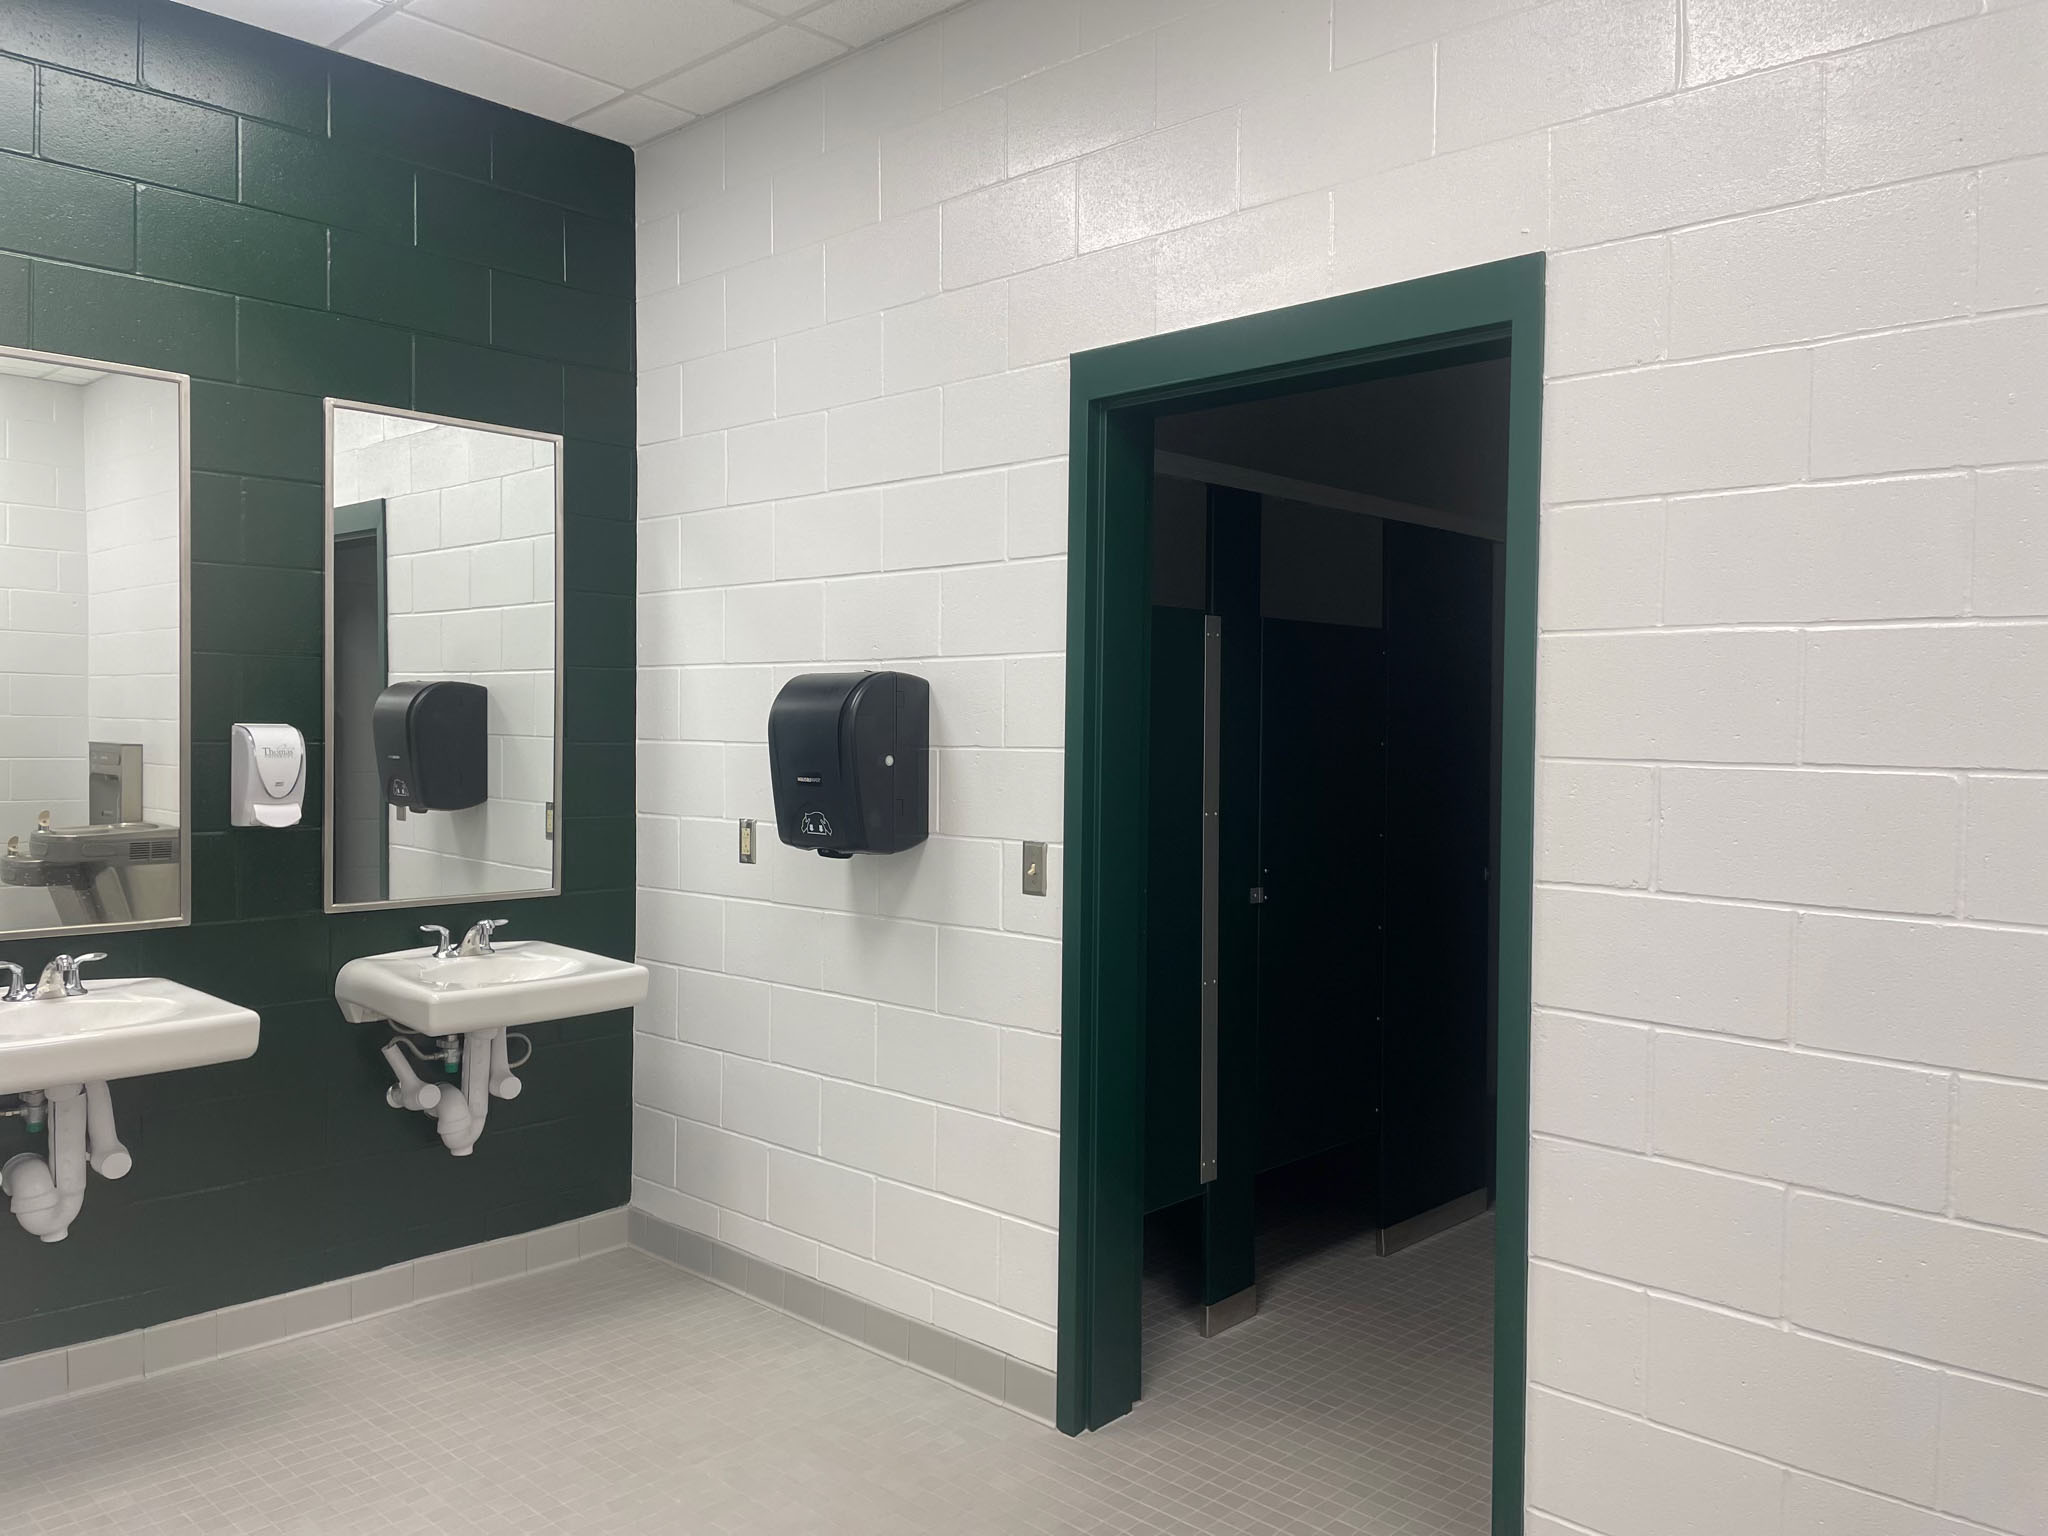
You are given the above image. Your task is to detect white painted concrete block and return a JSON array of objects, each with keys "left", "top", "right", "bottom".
[
  {"left": 1788, "top": 1191, "right": 2048, "bottom": 1390},
  {"left": 879, "top": 95, "right": 1005, "bottom": 220},
  {"left": 874, "top": 1181, "right": 1002, "bottom": 1300},
  {"left": 1813, "top": 314, "right": 2048, "bottom": 478},
  {"left": 935, "top": 1108, "right": 1060, "bottom": 1225},
  {"left": 776, "top": 315, "right": 883, "bottom": 416},
  {"left": 768, "top": 1148, "right": 875, "bottom": 1255},
  {"left": 825, "top": 207, "right": 940, "bottom": 320},
  {"left": 1076, "top": 111, "right": 1238, "bottom": 253},
  {"left": 1970, "top": 465, "right": 2048, "bottom": 617},
  {"left": 1531, "top": 1138, "right": 1785, "bottom": 1313},
  {"left": 941, "top": 166, "right": 1077, "bottom": 289},
  {"left": 769, "top": 985, "right": 876, "bottom": 1084},
  {"left": 821, "top": 1081, "right": 935, "bottom": 1186},
  {"left": 1527, "top": 1262, "right": 1646, "bottom": 1413},
  {"left": 937, "top": 926, "right": 1061, "bottom": 1031},
  {"left": 1651, "top": 1032, "right": 1952, "bottom": 1210},
  {"left": 934, "top": 746, "right": 1065, "bottom": 841},
  {"left": 773, "top": 488, "right": 882, "bottom": 580},
  {"left": 1545, "top": 350, "right": 1810, "bottom": 504},
  {"left": 883, "top": 283, "right": 1008, "bottom": 393},
  {"left": 1006, "top": 240, "right": 1157, "bottom": 368},
  {"left": 721, "top": 1056, "right": 822, "bottom": 1153},
  {"left": 1657, "top": 767, "right": 1959, "bottom": 915},
  {"left": 876, "top": 1005, "right": 1000, "bottom": 1112},
  {"left": 1527, "top": 1388, "right": 1786, "bottom": 1536},
  {"left": 1437, "top": 0, "right": 1675, "bottom": 152},
  {"left": 1965, "top": 774, "right": 2048, "bottom": 926},
  {"left": 1821, "top": 7, "right": 2048, "bottom": 191},
  {"left": 1534, "top": 887, "right": 1793, "bottom": 1038},
  {"left": 1238, "top": 47, "right": 1432, "bottom": 206},
  {"left": 1003, "top": 32, "right": 1156, "bottom": 178},
  {"left": 1539, "top": 630, "right": 1800, "bottom": 763},
  {"left": 1531, "top": 1012, "right": 1650, "bottom": 1150},
  {"left": 1978, "top": 155, "right": 2048, "bottom": 312},
  {"left": 1645, "top": 1295, "right": 1942, "bottom": 1503},
  {"left": 1937, "top": 1372, "right": 2048, "bottom": 1536},
  {"left": 1664, "top": 476, "right": 1971, "bottom": 624},
  {"left": 1805, "top": 624, "right": 2048, "bottom": 771},
  {"left": 1536, "top": 761, "right": 1654, "bottom": 890},
  {"left": 1951, "top": 1076, "right": 2048, "bottom": 1239},
  {"left": 1668, "top": 177, "right": 1972, "bottom": 357},
  {"left": 1550, "top": 65, "right": 1824, "bottom": 247},
  {"left": 673, "top": 1118, "right": 769, "bottom": 1219},
  {"left": 1543, "top": 238, "right": 1667, "bottom": 378},
  {"left": 818, "top": 913, "right": 938, "bottom": 1009}
]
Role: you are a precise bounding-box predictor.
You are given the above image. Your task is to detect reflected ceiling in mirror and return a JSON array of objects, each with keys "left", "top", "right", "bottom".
[
  {"left": 323, "top": 402, "right": 562, "bottom": 913},
  {"left": 0, "top": 345, "right": 190, "bottom": 940}
]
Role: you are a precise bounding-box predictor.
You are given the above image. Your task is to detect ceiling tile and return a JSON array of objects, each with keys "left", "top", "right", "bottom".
[
  {"left": 646, "top": 27, "right": 846, "bottom": 116},
  {"left": 343, "top": 11, "right": 619, "bottom": 120},
  {"left": 571, "top": 93, "right": 698, "bottom": 146},
  {"left": 403, "top": 0, "right": 771, "bottom": 88},
  {"left": 801, "top": 0, "right": 957, "bottom": 48},
  {"left": 172, "top": 0, "right": 389, "bottom": 48}
]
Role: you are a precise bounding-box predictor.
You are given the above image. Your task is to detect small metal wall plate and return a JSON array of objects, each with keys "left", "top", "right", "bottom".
[{"left": 1021, "top": 841, "right": 1047, "bottom": 896}]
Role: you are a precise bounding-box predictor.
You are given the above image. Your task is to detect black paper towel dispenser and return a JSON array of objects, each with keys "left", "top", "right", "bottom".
[
  {"left": 768, "top": 671, "right": 929, "bottom": 857},
  {"left": 373, "top": 680, "right": 487, "bottom": 812}
]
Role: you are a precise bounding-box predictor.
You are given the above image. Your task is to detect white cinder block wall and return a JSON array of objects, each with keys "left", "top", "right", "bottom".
[{"left": 633, "top": 0, "right": 2048, "bottom": 1526}]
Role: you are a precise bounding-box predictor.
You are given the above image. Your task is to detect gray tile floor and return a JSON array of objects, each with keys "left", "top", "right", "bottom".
[{"left": 0, "top": 1213, "right": 1491, "bottom": 1535}]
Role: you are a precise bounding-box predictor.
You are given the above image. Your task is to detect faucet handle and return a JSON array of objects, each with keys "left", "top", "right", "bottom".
[
  {"left": 62, "top": 953, "right": 108, "bottom": 997},
  {"left": 0, "top": 962, "right": 25, "bottom": 1002},
  {"left": 419, "top": 924, "right": 454, "bottom": 958}
]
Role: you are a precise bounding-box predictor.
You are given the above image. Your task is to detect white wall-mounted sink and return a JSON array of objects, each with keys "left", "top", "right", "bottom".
[
  {"left": 334, "top": 940, "right": 648, "bottom": 1033},
  {"left": 0, "top": 978, "right": 260, "bottom": 1095}
]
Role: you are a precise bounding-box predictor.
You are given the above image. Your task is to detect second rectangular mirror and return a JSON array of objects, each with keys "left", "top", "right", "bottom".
[{"left": 324, "top": 401, "right": 562, "bottom": 912}]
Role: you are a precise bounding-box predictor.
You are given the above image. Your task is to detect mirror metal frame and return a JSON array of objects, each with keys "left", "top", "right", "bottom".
[
  {"left": 320, "top": 398, "right": 567, "bottom": 915},
  {"left": 0, "top": 342, "right": 193, "bottom": 942}
]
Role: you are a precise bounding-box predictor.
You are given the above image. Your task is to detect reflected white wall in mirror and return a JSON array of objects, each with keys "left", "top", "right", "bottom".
[
  {"left": 0, "top": 346, "right": 188, "bottom": 938},
  {"left": 324, "top": 402, "right": 562, "bottom": 912}
]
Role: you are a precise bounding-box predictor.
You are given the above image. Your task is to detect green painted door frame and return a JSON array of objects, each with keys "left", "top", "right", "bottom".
[{"left": 1055, "top": 254, "right": 1544, "bottom": 1535}]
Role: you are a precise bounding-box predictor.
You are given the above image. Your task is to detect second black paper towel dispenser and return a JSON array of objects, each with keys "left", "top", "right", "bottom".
[
  {"left": 768, "top": 671, "right": 929, "bottom": 857},
  {"left": 374, "top": 679, "right": 488, "bottom": 812}
]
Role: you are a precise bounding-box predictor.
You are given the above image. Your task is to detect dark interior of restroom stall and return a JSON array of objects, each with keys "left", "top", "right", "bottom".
[{"left": 1139, "top": 360, "right": 1504, "bottom": 1319}]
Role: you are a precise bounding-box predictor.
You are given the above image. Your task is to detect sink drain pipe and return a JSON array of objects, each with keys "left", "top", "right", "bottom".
[
  {"left": 380, "top": 1027, "right": 528, "bottom": 1156},
  {"left": 2, "top": 1080, "right": 131, "bottom": 1241}
]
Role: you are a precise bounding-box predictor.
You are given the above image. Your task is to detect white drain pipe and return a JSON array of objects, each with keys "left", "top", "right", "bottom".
[
  {"left": 3, "top": 1083, "right": 87, "bottom": 1242},
  {"left": 381, "top": 1028, "right": 520, "bottom": 1155},
  {"left": 83, "top": 1080, "right": 131, "bottom": 1179}
]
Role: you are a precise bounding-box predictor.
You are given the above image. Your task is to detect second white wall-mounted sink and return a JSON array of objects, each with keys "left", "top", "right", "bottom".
[
  {"left": 0, "top": 978, "right": 260, "bottom": 1095},
  {"left": 334, "top": 941, "right": 648, "bottom": 1033}
]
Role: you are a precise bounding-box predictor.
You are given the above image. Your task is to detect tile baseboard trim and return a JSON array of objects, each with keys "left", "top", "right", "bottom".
[
  {"left": 0, "top": 1207, "right": 630, "bottom": 1419},
  {"left": 627, "top": 1207, "right": 1057, "bottom": 1425}
]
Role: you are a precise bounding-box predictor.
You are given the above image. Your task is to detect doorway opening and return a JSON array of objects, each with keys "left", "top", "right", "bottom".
[{"left": 1056, "top": 257, "right": 1542, "bottom": 1536}]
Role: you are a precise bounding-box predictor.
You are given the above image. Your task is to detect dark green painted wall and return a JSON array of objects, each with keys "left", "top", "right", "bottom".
[{"left": 0, "top": 0, "right": 636, "bottom": 1360}]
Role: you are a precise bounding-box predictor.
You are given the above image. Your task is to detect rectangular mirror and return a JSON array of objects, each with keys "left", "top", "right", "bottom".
[
  {"left": 0, "top": 345, "right": 189, "bottom": 939},
  {"left": 323, "top": 401, "right": 562, "bottom": 912}
]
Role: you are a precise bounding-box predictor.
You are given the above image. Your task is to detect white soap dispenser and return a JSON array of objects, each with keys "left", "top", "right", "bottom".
[{"left": 230, "top": 723, "right": 307, "bottom": 828}]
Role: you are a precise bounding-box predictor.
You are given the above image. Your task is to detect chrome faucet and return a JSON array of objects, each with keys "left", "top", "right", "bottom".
[
  {"left": 458, "top": 919, "right": 508, "bottom": 956},
  {"left": 34, "top": 952, "right": 107, "bottom": 999},
  {"left": 420, "top": 925, "right": 457, "bottom": 960},
  {"left": 0, "top": 963, "right": 27, "bottom": 1002}
]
